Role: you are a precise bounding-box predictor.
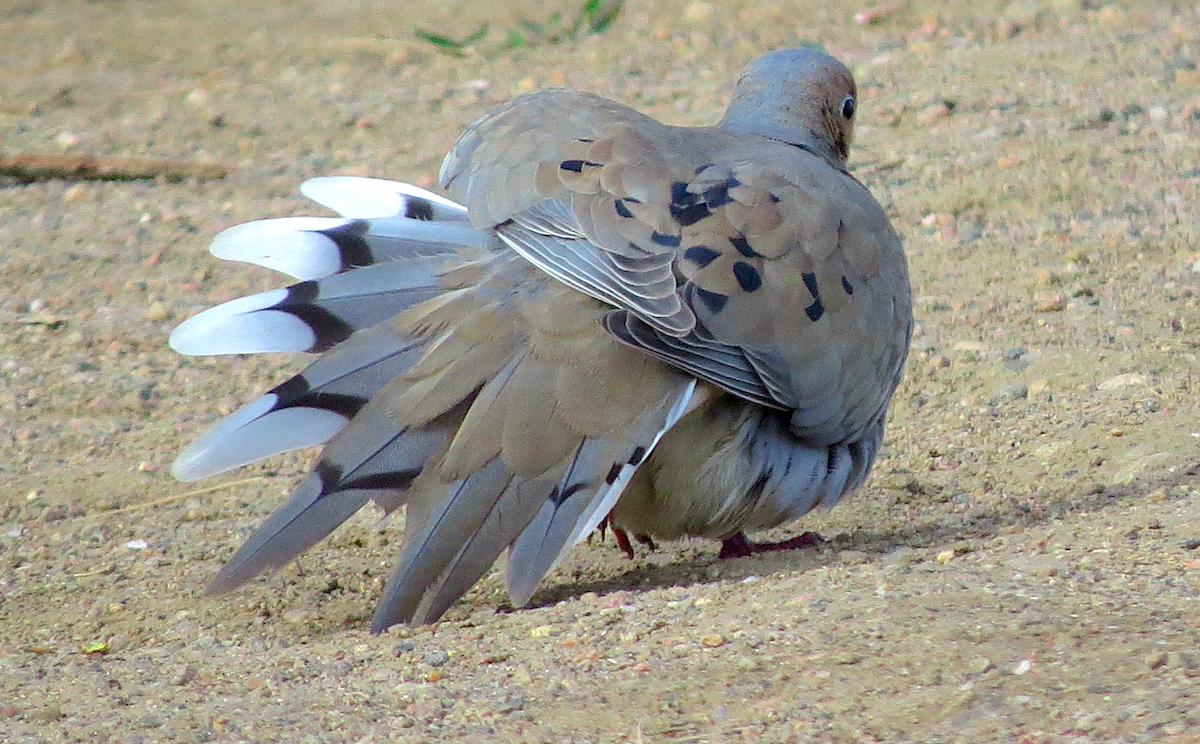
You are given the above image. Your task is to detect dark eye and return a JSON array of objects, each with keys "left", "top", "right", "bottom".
[{"left": 841, "top": 95, "right": 856, "bottom": 120}]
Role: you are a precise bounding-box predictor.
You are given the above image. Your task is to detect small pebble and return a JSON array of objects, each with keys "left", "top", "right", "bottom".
[
  {"left": 1034, "top": 293, "right": 1065, "bottom": 312},
  {"left": 683, "top": 1, "right": 713, "bottom": 22},
  {"left": 423, "top": 648, "right": 449, "bottom": 667},
  {"left": 144, "top": 302, "right": 172, "bottom": 322},
  {"left": 1145, "top": 651, "right": 1168, "bottom": 670},
  {"left": 32, "top": 706, "right": 63, "bottom": 722},
  {"left": 700, "top": 634, "right": 725, "bottom": 648}
]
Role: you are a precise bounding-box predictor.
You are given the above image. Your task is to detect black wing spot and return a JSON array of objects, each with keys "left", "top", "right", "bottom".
[
  {"left": 841, "top": 276, "right": 854, "bottom": 295},
  {"left": 702, "top": 182, "right": 733, "bottom": 208},
  {"left": 684, "top": 245, "right": 721, "bottom": 268},
  {"left": 805, "top": 297, "right": 825, "bottom": 322},
  {"left": 651, "top": 230, "right": 682, "bottom": 248},
  {"left": 801, "top": 272, "right": 820, "bottom": 298},
  {"left": 801, "top": 272, "right": 824, "bottom": 321},
  {"left": 614, "top": 198, "right": 634, "bottom": 219},
  {"left": 629, "top": 446, "right": 647, "bottom": 466},
  {"left": 560, "top": 159, "right": 600, "bottom": 173},
  {"left": 669, "top": 181, "right": 711, "bottom": 226},
  {"left": 732, "top": 261, "right": 762, "bottom": 293},
  {"left": 694, "top": 287, "right": 729, "bottom": 314},
  {"left": 672, "top": 203, "right": 711, "bottom": 227},
  {"left": 730, "top": 235, "right": 759, "bottom": 258},
  {"left": 605, "top": 463, "right": 624, "bottom": 485},
  {"left": 404, "top": 199, "right": 435, "bottom": 221}
]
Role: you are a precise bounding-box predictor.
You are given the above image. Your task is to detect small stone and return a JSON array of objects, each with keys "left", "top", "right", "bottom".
[
  {"left": 423, "top": 647, "right": 449, "bottom": 667},
  {"left": 997, "top": 152, "right": 1021, "bottom": 169},
  {"left": 1098, "top": 372, "right": 1146, "bottom": 390},
  {"left": 1012, "top": 659, "right": 1033, "bottom": 675},
  {"left": 530, "top": 625, "right": 553, "bottom": 638},
  {"left": 1145, "top": 651, "right": 1168, "bottom": 670},
  {"left": 186, "top": 88, "right": 212, "bottom": 107},
  {"left": 32, "top": 706, "right": 63, "bottom": 722},
  {"left": 915, "top": 103, "right": 951, "bottom": 125},
  {"left": 838, "top": 550, "right": 870, "bottom": 565},
  {"left": 143, "top": 302, "right": 172, "bottom": 322},
  {"left": 700, "top": 634, "right": 725, "bottom": 647},
  {"left": 683, "top": 1, "right": 713, "bottom": 22},
  {"left": 968, "top": 656, "right": 994, "bottom": 674},
  {"left": 1032, "top": 268, "right": 1058, "bottom": 287},
  {"left": 1034, "top": 293, "right": 1065, "bottom": 312},
  {"left": 992, "top": 382, "right": 1028, "bottom": 403},
  {"left": 170, "top": 665, "right": 197, "bottom": 685},
  {"left": 936, "top": 549, "right": 955, "bottom": 563}
]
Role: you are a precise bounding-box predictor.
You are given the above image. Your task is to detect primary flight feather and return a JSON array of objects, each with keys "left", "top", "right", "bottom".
[{"left": 170, "top": 47, "right": 912, "bottom": 631}]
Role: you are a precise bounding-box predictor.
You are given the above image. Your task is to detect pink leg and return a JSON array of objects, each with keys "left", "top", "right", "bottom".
[{"left": 718, "top": 531, "right": 823, "bottom": 559}]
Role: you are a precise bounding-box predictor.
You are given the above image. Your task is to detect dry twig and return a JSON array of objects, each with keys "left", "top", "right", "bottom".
[{"left": 0, "top": 153, "right": 228, "bottom": 183}]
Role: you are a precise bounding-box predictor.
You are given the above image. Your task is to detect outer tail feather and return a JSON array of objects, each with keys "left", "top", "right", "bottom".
[
  {"left": 301, "top": 176, "right": 471, "bottom": 221},
  {"left": 172, "top": 324, "right": 423, "bottom": 481},
  {"left": 205, "top": 403, "right": 453, "bottom": 594},
  {"left": 169, "top": 256, "right": 450, "bottom": 355}
]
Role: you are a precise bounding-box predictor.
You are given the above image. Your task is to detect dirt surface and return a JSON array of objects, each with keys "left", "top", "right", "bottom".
[{"left": 3, "top": 1, "right": 1200, "bottom": 741}]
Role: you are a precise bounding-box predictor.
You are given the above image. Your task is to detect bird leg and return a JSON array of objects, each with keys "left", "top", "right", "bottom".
[
  {"left": 717, "top": 531, "right": 823, "bottom": 559},
  {"left": 596, "top": 516, "right": 657, "bottom": 558}
]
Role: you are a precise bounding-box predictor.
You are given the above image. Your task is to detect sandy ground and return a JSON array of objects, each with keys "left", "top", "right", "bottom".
[{"left": 2, "top": 0, "right": 1200, "bottom": 741}]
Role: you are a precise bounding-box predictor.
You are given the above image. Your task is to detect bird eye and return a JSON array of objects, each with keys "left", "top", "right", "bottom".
[{"left": 840, "top": 95, "right": 856, "bottom": 120}]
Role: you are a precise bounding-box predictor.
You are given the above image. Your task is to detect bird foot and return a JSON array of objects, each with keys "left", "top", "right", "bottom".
[
  {"left": 717, "top": 531, "right": 823, "bottom": 559},
  {"left": 597, "top": 516, "right": 656, "bottom": 558}
]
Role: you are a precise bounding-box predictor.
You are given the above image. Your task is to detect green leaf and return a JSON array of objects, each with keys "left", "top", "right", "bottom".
[
  {"left": 505, "top": 29, "right": 527, "bottom": 48},
  {"left": 415, "top": 28, "right": 465, "bottom": 50},
  {"left": 462, "top": 24, "right": 490, "bottom": 45},
  {"left": 414, "top": 24, "right": 489, "bottom": 56}
]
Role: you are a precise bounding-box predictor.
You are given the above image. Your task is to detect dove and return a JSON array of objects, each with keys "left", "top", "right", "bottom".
[{"left": 168, "top": 47, "right": 912, "bottom": 631}]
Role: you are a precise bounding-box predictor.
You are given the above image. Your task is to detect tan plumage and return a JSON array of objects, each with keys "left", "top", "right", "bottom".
[{"left": 169, "top": 48, "right": 912, "bottom": 630}]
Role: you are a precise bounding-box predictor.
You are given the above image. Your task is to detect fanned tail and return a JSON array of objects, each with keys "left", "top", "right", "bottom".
[{"left": 175, "top": 179, "right": 699, "bottom": 628}]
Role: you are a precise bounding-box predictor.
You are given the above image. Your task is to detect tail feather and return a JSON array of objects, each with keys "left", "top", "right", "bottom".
[
  {"left": 171, "top": 324, "right": 422, "bottom": 481},
  {"left": 505, "top": 379, "right": 696, "bottom": 606},
  {"left": 205, "top": 403, "right": 452, "bottom": 594},
  {"left": 169, "top": 256, "right": 449, "bottom": 355},
  {"left": 402, "top": 468, "right": 565, "bottom": 627},
  {"left": 371, "top": 458, "right": 515, "bottom": 628},
  {"left": 301, "top": 176, "right": 470, "bottom": 221}
]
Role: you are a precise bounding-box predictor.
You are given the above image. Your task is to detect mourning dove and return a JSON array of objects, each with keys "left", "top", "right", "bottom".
[{"left": 169, "top": 47, "right": 912, "bottom": 630}]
